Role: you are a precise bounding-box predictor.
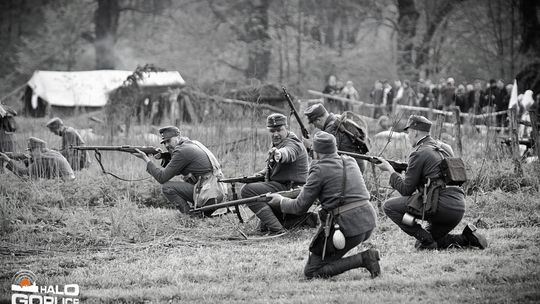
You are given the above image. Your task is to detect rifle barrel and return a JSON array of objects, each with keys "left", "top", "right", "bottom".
[{"left": 282, "top": 87, "right": 310, "bottom": 139}]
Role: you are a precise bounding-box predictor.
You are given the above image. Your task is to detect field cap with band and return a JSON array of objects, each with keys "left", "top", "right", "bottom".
[
  {"left": 46, "top": 117, "right": 64, "bottom": 129},
  {"left": 312, "top": 131, "right": 337, "bottom": 154},
  {"left": 159, "top": 126, "right": 181, "bottom": 144},
  {"left": 267, "top": 113, "right": 287, "bottom": 128},
  {"left": 27, "top": 137, "right": 47, "bottom": 150},
  {"left": 303, "top": 103, "right": 328, "bottom": 123},
  {"left": 404, "top": 115, "right": 432, "bottom": 132}
]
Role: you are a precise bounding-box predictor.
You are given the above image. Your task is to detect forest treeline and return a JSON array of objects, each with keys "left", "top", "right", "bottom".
[{"left": 0, "top": 0, "right": 538, "bottom": 100}]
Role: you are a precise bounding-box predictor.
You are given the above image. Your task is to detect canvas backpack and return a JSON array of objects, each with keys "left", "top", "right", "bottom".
[{"left": 334, "top": 111, "right": 370, "bottom": 154}]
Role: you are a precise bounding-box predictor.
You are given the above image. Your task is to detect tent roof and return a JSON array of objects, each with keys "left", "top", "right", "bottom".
[{"left": 27, "top": 70, "right": 185, "bottom": 107}]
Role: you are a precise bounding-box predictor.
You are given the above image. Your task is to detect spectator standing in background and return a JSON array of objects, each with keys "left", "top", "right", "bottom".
[
  {"left": 370, "top": 80, "right": 384, "bottom": 119},
  {"left": 323, "top": 75, "right": 340, "bottom": 114}
]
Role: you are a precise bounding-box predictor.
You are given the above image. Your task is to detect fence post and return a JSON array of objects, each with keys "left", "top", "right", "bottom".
[
  {"left": 530, "top": 110, "right": 540, "bottom": 158},
  {"left": 509, "top": 108, "right": 523, "bottom": 176},
  {"left": 453, "top": 107, "right": 463, "bottom": 156},
  {"left": 435, "top": 113, "right": 445, "bottom": 140}
]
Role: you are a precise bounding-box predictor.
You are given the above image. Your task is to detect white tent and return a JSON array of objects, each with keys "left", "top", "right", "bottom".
[{"left": 26, "top": 70, "right": 185, "bottom": 109}]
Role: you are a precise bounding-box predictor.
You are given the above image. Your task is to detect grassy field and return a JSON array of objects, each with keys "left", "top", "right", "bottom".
[{"left": 1, "top": 113, "right": 540, "bottom": 303}]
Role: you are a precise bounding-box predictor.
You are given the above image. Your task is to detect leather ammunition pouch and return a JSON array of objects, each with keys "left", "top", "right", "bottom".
[{"left": 406, "top": 178, "right": 446, "bottom": 219}]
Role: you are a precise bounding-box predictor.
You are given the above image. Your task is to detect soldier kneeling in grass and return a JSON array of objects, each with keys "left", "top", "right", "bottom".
[
  {"left": 376, "top": 115, "right": 488, "bottom": 250},
  {"left": 0, "top": 137, "right": 75, "bottom": 181},
  {"left": 131, "top": 126, "right": 226, "bottom": 216},
  {"left": 267, "top": 131, "right": 380, "bottom": 279}
]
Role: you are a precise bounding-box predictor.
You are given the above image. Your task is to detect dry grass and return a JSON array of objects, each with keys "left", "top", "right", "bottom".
[{"left": 1, "top": 114, "right": 539, "bottom": 303}]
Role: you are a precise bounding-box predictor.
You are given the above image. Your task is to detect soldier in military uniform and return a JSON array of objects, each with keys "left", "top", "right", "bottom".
[
  {"left": 46, "top": 117, "right": 89, "bottom": 170},
  {"left": 267, "top": 131, "right": 380, "bottom": 279},
  {"left": 132, "top": 126, "right": 225, "bottom": 215},
  {"left": 0, "top": 137, "right": 75, "bottom": 180},
  {"left": 240, "top": 113, "right": 309, "bottom": 235},
  {"left": 376, "top": 115, "right": 488, "bottom": 250},
  {"left": 303, "top": 103, "right": 368, "bottom": 172}
]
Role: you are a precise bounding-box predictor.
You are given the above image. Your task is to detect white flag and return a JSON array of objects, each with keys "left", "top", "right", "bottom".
[{"left": 508, "top": 79, "right": 518, "bottom": 109}]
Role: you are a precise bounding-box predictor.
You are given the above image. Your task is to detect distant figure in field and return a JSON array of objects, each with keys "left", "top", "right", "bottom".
[
  {"left": 0, "top": 137, "right": 75, "bottom": 180},
  {"left": 376, "top": 115, "right": 488, "bottom": 250},
  {"left": 322, "top": 75, "right": 342, "bottom": 114},
  {"left": 46, "top": 117, "right": 89, "bottom": 171},
  {"left": 267, "top": 131, "right": 380, "bottom": 279},
  {"left": 0, "top": 105, "right": 17, "bottom": 153},
  {"left": 370, "top": 80, "right": 384, "bottom": 118}
]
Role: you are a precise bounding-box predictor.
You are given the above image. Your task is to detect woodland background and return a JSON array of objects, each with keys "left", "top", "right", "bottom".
[{"left": 1, "top": 0, "right": 539, "bottom": 101}]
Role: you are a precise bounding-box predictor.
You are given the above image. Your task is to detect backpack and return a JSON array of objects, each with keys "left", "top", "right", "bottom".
[{"left": 334, "top": 111, "right": 370, "bottom": 154}]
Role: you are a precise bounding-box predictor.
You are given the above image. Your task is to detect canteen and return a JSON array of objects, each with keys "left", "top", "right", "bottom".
[{"left": 332, "top": 224, "right": 346, "bottom": 249}]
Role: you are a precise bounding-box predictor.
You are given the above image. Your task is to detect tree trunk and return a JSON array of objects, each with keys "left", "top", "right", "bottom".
[
  {"left": 516, "top": 0, "right": 540, "bottom": 94},
  {"left": 244, "top": 0, "right": 271, "bottom": 80},
  {"left": 94, "top": 0, "right": 120, "bottom": 69},
  {"left": 396, "top": 0, "right": 420, "bottom": 80}
]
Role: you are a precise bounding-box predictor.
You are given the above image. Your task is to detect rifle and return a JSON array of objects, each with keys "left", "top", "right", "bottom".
[
  {"left": 282, "top": 87, "right": 310, "bottom": 139},
  {"left": 220, "top": 175, "right": 265, "bottom": 184},
  {"left": 4, "top": 152, "right": 31, "bottom": 161},
  {"left": 2, "top": 152, "right": 31, "bottom": 167},
  {"left": 219, "top": 175, "right": 265, "bottom": 223},
  {"left": 70, "top": 145, "right": 171, "bottom": 166},
  {"left": 337, "top": 150, "right": 408, "bottom": 173},
  {"left": 499, "top": 138, "right": 533, "bottom": 149},
  {"left": 191, "top": 187, "right": 301, "bottom": 213}
]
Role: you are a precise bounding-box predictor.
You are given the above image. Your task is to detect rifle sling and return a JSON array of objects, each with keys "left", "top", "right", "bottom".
[{"left": 93, "top": 149, "right": 151, "bottom": 182}]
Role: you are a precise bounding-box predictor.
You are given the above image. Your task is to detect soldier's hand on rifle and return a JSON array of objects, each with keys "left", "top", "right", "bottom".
[
  {"left": 266, "top": 193, "right": 283, "bottom": 210},
  {"left": 302, "top": 137, "right": 313, "bottom": 150},
  {"left": 131, "top": 148, "right": 151, "bottom": 163},
  {"left": 374, "top": 157, "right": 395, "bottom": 173}
]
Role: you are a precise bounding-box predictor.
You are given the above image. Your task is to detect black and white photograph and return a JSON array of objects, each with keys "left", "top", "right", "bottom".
[{"left": 1, "top": 0, "right": 539, "bottom": 303}]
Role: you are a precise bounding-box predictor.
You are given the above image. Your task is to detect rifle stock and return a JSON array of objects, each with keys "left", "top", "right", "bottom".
[
  {"left": 282, "top": 87, "right": 310, "bottom": 139},
  {"left": 337, "top": 150, "right": 408, "bottom": 173},
  {"left": 191, "top": 187, "right": 301, "bottom": 213}
]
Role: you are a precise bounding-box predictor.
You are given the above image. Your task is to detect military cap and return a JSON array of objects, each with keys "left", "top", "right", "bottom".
[
  {"left": 312, "top": 131, "right": 337, "bottom": 154},
  {"left": 46, "top": 117, "right": 64, "bottom": 129},
  {"left": 159, "top": 126, "right": 181, "bottom": 143},
  {"left": 303, "top": 103, "right": 328, "bottom": 123},
  {"left": 27, "top": 137, "right": 47, "bottom": 150},
  {"left": 266, "top": 113, "right": 287, "bottom": 128},
  {"left": 404, "top": 115, "right": 432, "bottom": 132}
]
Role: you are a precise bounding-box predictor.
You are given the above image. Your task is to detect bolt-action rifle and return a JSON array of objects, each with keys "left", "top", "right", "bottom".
[
  {"left": 499, "top": 138, "right": 533, "bottom": 149},
  {"left": 1, "top": 152, "right": 31, "bottom": 167},
  {"left": 191, "top": 187, "right": 301, "bottom": 213},
  {"left": 282, "top": 87, "right": 309, "bottom": 139},
  {"left": 337, "top": 150, "right": 408, "bottom": 173},
  {"left": 219, "top": 175, "right": 265, "bottom": 184},
  {"left": 70, "top": 145, "right": 171, "bottom": 166}
]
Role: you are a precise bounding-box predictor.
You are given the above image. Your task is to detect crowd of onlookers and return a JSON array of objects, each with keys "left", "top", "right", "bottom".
[{"left": 321, "top": 75, "right": 538, "bottom": 128}]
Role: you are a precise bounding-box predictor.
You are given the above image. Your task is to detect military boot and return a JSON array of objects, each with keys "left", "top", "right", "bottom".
[
  {"left": 314, "top": 249, "right": 381, "bottom": 278},
  {"left": 255, "top": 206, "right": 285, "bottom": 234},
  {"left": 462, "top": 223, "right": 488, "bottom": 249},
  {"left": 414, "top": 230, "right": 437, "bottom": 250},
  {"left": 360, "top": 248, "right": 381, "bottom": 278}
]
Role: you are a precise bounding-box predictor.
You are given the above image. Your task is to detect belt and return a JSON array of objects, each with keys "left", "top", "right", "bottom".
[{"left": 330, "top": 199, "right": 370, "bottom": 216}]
